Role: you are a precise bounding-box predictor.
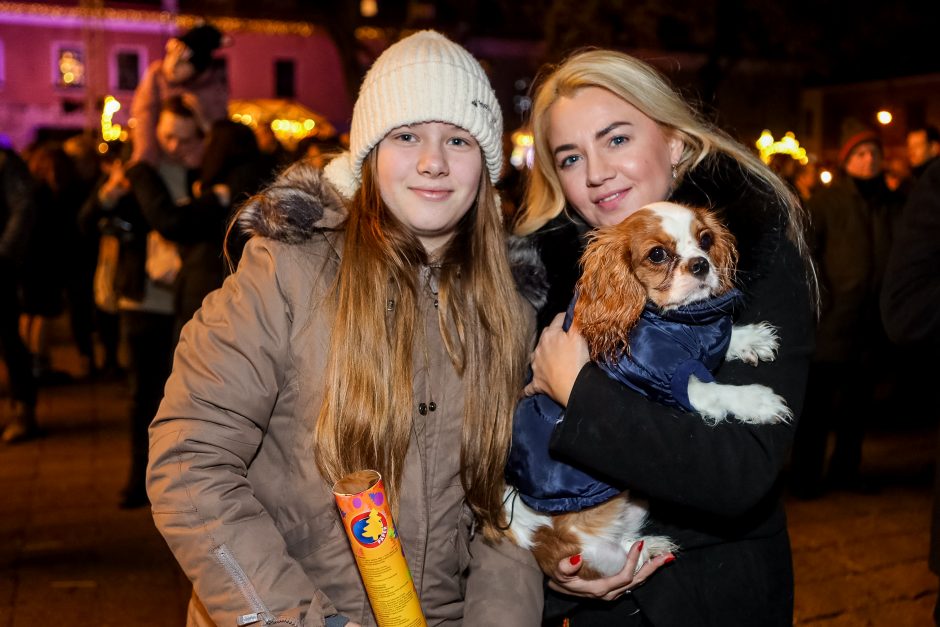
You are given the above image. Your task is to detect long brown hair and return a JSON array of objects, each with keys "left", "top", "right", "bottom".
[{"left": 314, "top": 150, "right": 529, "bottom": 534}]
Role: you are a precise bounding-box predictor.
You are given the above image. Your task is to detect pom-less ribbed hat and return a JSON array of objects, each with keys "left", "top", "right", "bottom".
[{"left": 323, "top": 30, "right": 503, "bottom": 199}]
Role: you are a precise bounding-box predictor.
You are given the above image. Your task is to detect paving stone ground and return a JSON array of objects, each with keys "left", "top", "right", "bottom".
[{"left": 1, "top": 334, "right": 936, "bottom": 626}]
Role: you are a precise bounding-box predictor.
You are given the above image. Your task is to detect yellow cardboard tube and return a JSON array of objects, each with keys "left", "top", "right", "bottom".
[{"left": 333, "top": 470, "right": 427, "bottom": 627}]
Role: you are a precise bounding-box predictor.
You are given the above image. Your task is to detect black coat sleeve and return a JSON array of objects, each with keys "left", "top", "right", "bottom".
[
  {"left": 126, "top": 162, "right": 228, "bottom": 245},
  {"left": 550, "top": 225, "right": 814, "bottom": 519},
  {"left": 0, "top": 150, "right": 36, "bottom": 262},
  {"left": 880, "top": 159, "right": 940, "bottom": 345}
]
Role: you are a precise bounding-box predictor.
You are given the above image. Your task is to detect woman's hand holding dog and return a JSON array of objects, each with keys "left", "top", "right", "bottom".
[
  {"left": 524, "top": 312, "right": 590, "bottom": 406},
  {"left": 548, "top": 542, "right": 674, "bottom": 601}
]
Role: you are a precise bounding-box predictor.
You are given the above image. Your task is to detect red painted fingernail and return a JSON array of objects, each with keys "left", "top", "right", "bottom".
[
  {"left": 636, "top": 540, "right": 644, "bottom": 552},
  {"left": 569, "top": 554, "right": 582, "bottom": 566},
  {"left": 663, "top": 553, "right": 676, "bottom": 564}
]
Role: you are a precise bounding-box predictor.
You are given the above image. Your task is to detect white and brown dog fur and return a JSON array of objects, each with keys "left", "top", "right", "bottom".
[{"left": 507, "top": 201, "right": 791, "bottom": 580}]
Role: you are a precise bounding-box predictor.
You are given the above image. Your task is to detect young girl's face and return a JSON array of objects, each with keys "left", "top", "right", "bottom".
[
  {"left": 376, "top": 122, "right": 482, "bottom": 253},
  {"left": 548, "top": 87, "right": 683, "bottom": 228}
]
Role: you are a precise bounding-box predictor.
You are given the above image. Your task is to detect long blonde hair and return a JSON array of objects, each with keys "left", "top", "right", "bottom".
[
  {"left": 314, "top": 150, "right": 529, "bottom": 533},
  {"left": 514, "top": 49, "right": 810, "bottom": 263}
]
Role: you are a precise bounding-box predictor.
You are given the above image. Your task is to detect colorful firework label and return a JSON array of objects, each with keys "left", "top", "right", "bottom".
[{"left": 333, "top": 470, "right": 426, "bottom": 627}]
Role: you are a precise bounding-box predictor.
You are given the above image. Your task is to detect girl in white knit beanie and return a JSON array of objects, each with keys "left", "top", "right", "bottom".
[{"left": 147, "top": 30, "right": 544, "bottom": 627}]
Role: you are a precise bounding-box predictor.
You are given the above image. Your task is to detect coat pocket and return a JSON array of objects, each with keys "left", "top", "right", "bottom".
[{"left": 282, "top": 508, "right": 343, "bottom": 559}]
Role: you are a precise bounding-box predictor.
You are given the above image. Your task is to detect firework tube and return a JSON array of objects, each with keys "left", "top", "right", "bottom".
[{"left": 333, "top": 470, "right": 426, "bottom": 627}]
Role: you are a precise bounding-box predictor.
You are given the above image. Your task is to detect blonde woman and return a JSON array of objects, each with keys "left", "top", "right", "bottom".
[
  {"left": 147, "top": 31, "right": 544, "bottom": 626},
  {"left": 515, "top": 49, "right": 816, "bottom": 626}
]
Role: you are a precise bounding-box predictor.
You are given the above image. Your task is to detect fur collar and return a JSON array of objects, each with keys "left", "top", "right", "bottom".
[{"left": 235, "top": 160, "right": 548, "bottom": 311}]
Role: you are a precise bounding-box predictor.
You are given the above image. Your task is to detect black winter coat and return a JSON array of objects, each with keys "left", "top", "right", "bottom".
[
  {"left": 0, "top": 149, "right": 35, "bottom": 264},
  {"left": 126, "top": 162, "right": 229, "bottom": 325},
  {"left": 807, "top": 174, "right": 902, "bottom": 362},
  {"left": 879, "top": 159, "right": 940, "bottom": 576},
  {"left": 536, "top": 155, "right": 815, "bottom": 626}
]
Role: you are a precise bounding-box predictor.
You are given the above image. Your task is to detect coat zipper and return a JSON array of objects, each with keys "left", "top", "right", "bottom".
[{"left": 211, "top": 544, "right": 299, "bottom": 626}]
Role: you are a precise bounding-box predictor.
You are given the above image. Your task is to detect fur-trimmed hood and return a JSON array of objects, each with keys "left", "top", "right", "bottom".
[
  {"left": 237, "top": 160, "right": 347, "bottom": 243},
  {"left": 236, "top": 159, "right": 547, "bottom": 311}
]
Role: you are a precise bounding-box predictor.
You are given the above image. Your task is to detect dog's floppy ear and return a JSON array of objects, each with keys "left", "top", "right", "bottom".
[
  {"left": 699, "top": 208, "right": 738, "bottom": 292},
  {"left": 574, "top": 224, "right": 648, "bottom": 361}
]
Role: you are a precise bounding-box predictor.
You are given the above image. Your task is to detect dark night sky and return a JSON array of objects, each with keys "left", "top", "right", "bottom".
[{"left": 100, "top": 0, "right": 939, "bottom": 85}]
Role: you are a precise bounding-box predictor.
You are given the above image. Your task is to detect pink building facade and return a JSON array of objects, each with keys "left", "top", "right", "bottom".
[{"left": 0, "top": 2, "right": 351, "bottom": 149}]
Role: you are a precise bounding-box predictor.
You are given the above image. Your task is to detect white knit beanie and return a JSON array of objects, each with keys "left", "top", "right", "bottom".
[{"left": 323, "top": 30, "right": 503, "bottom": 199}]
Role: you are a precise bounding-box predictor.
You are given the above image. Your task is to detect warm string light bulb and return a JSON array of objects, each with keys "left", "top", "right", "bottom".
[{"left": 755, "top": 130, "right": 808, "bottom": 165}]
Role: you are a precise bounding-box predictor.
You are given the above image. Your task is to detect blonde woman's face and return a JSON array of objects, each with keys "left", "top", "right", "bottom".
[
  {"left": 548, "top": 87, "right": 683, "bottom": 228},
  {"left": 376, "top": 122, "right": 482, "bottom": 254}
]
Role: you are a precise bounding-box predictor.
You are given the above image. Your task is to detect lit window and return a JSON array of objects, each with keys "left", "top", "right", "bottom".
[{"left": 54, "top": 43, "right": 86, "bottom": 88}]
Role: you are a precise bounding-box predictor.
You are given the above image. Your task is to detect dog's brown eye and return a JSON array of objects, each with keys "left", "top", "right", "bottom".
[
  {"left": 699, "top": 231, "right": 714, "bottom": 250},
  {"left": 648, "top": 247, "right": 669, "bottom": 264}
]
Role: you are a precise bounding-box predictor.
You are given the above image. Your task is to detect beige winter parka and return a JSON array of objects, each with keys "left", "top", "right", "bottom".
[{"left": 146, "top": 166, "right": 545, "bottom": 626}]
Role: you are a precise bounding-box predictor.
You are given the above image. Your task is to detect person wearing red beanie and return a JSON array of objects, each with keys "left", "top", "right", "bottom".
[{"left": 790, "top": 121, "right": 903, "bottom": 498}]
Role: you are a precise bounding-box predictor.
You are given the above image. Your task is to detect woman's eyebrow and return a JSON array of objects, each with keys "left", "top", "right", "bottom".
[
  {"left": 552, "top": 121, "right": 634, "bottom": 156},
  {"left": 596, "top": 121, "right": 631, "bottom": 138}
]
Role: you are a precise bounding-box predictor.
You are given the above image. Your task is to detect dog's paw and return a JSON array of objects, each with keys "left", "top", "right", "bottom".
[
  {"left": 639, "top": 535, "right": 678, "bottom": 559},
  {"left": 620, "top": 536, "right": 678, "bottom": 572},
  {"left": 728, "top": 384, "right": 792, "bottom": 424},
  {"left": 727, "top": 322, "right": 779, "bottom": 365},
  {"left": 689, "top": 379, "right": 791, "bottom": 425}
]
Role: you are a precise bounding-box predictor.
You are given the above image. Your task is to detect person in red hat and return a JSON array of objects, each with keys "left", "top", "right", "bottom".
[
  {"left": 789, "top": 121, "right": 905, "bottom": 498},
  {"left": 129, "top": 23, "right": 229, "bottom": 166}
]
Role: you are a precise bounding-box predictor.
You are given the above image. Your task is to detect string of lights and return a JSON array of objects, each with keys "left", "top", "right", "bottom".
[{"left": 0, "top": 1, "right": 322, "bottom": 36}]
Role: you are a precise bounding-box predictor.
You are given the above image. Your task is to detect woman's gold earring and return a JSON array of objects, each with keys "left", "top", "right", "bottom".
[{"left": 671, "top": 163, "right": 678, "bottom": 180}]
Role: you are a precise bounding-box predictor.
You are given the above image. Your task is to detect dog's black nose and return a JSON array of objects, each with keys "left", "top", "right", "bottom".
[{"left": 690, "top": 257, "right": 710, "bottom": 277}]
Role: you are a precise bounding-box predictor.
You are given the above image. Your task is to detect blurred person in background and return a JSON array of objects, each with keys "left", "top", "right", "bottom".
[
  {"left": 89, "top": 96, "right": 206, "bottom": 507},
  {"left": 884, "top": 156, "right": 911, "bottom": 192},
  {"left": 907, "top": 125, "right": 940, "bottom": 183},
  {"left": 77, "top": 141, "right": 129, "bottom": 378},
  {"left": 768, "top": 153, "right": 818, "bottom": 204},
  {"left": 62, "top": 133, "right": 104, "bottom": 378},
  {"left": 20, "top": 142, "right": 84, "bottom": 384},
  {"left": 130, "top": 23, "right": 228, "bottom": 166},
  {"left": 880, "top": 156, "right": 940, "bottom": 626},
  {"left": 790, "top": 123, "right": 904, "bottom": 498},
  {"left": 159, "top": 118, "right": 271, "bottom": 323},
  {"left": 0, "top": 148, "right": 38, "bottom": 443}
]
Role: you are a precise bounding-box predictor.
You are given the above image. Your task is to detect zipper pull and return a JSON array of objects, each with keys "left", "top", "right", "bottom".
[{"left": 237, "top": 613, "right": 264, "bottom": 626}]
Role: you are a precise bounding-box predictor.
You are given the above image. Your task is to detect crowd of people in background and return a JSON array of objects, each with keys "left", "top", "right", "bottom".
[
  {"left": 0, "top": 25, "right": 343, "bottom": 495},
  {"left": 0, "top": 99, "right": 331, "bottom": 484}
]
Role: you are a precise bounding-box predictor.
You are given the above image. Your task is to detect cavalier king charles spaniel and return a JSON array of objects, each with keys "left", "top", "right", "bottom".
[{"left": 506, "top": 201, "right": 791, "bottom": 580}]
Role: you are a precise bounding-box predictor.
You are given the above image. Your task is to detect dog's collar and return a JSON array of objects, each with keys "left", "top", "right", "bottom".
[{"left": 644, "top": 288, "right": 743, "bottom": 325}]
